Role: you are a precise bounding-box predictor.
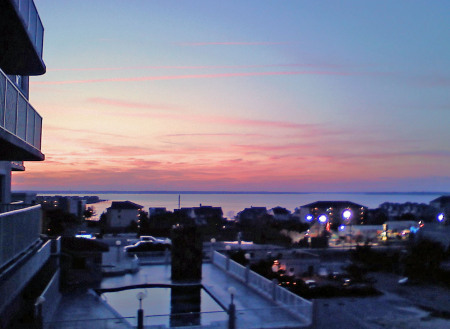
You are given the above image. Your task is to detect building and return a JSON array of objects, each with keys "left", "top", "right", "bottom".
[
  {"left": 294, "top": 201, "right": 368, "bottom": 226},
  {"left": 174, "top": 205, "right": 223, "bottom": 226},
  {"left": 106, "top": 201, "right": 143, "bottom": 228},
  {"left": 149, "top": 207, "right": 168, "bottom": 217},
  {"left": 0, "top": 1, "right": 61, "bottom": 328},
  {"left": 237, "top": 206, "right": 268, "bottom": 225},
  {"left": 36, "top": 195, "right": 87, "bottom": 219},
  {"left": 268, "top": 206, "right": 291, "bottom": 221},
  {"left": 379, "top": 202, "right": 433, "bottom": 221}
]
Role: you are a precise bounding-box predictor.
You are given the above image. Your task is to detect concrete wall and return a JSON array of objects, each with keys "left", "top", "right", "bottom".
[{"left": 0, "top": 161, "right": 11, "bottom": 204}]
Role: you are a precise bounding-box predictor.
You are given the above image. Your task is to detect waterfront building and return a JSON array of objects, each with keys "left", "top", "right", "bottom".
[
  {"left": 149, "top": 207, "right": 168, "bottom": 217},
  {"left": 174, "top": 205, "right": 223, "bottom": 226},
  {"left": 236, "top": 206, "right": 268, "bottom": 225},
  {"left": 268, "top": 206, "right": 291, "bottom": 221},
  {"left": 294, "top": 201, "right": 368, "bottom": 226},
  {"left": 379, "top": 201, "right": 433, "bottom": 221},
  {"left": 0, "top": 1, "right": 60, "bottom": 328},
  {"left": 36, "top": 195, "right": 87, "bottom": 219},
  {"left": 105, "top": 200, "right": 143, "bottom": 229}
]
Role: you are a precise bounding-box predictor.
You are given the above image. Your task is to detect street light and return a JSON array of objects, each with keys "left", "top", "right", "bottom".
[
  {"left": 305, "top": 214, "right": 313, "bottom": 222},
  {"left": 136, "top": 291, "right": 147, "bottom": 329},
  {"left": 318, "top": 214, "right": 328, "bottom": 224},
  {"left": 437, "top": 213, "right": 445, "bottom": 223},
  {"left": 227, "top": 287, "right": 236, "bottom": 329},
  {"left": 342, "top": 209, "right": 352, "bottom": 223}
]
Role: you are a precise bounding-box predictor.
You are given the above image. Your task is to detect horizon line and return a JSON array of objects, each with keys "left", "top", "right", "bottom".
[{"left": 13, "top": 190, "right": 449, "bottom": 195}]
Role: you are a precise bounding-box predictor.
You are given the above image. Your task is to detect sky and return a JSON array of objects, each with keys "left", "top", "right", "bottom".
[{"left": 12, "top": 0, "right": 450, "bottom": 192}]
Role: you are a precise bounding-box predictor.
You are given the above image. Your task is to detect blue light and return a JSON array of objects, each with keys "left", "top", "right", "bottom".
[
  {"left": 305, "top": 214, "right": 313, "bottom": 222},
  {"left": 339, "top": 225, "right": 345, "bottom": 231},
  {"left": 437, "top": 213, "right": 444, "bottom": 222},
  {"left": 410, "top": 226, "right": 419, "bottom": 233},
  {"left": 318, "top": 214, "right": 328, "bottom": 224}
]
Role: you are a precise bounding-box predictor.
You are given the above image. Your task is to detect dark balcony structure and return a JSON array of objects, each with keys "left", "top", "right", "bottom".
[
  {"left": 0, "top": 69, "right": 43, "bottom": 161},
  {"left": 0, "top": 0, "right": 45, "bottom": 75},
  {"left": 0, "top": 1, "right": 57, "bottom": 328}
]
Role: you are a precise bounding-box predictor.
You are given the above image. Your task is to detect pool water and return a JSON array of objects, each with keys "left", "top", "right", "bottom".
[{"left": 102, "top": 287, "right": 228, "bottom": 327}]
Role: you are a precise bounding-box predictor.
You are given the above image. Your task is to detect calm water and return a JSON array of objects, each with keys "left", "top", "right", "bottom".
[
  {"left": 39, "top": 192, "right": 446, "bottom": 220},
  {"left": 103, "top": 287, "right": 227, "bottom": 327}
]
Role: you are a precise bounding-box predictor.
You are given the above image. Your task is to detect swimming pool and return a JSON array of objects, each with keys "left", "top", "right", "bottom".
[{"left": 102, "top": 286, "right": 228, "bottom": 328}]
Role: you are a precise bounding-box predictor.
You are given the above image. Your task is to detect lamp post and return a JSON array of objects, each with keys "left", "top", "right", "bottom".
[
  {"left": 136, "top": 291, "right": 147, "bottom": 329},
  {"left": 210, "top": 238, "right": 216, "bottom": 261},
  {"left": 244, "top": 253, "right": 251, "bottom": 283},
  {"left": 227, "top": 287, "right": 236, "bottom": 329},
  {"left": 225, "top": 245, "right": 231, "bottom": 271},
  {"left": 115, "top": 240, "right": 122, "bottom": 263}
]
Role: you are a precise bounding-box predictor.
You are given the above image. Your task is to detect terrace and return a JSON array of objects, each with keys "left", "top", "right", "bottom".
[
  {"left": 45, "top": 247, "right": 313, "bottom": 328},
  {"left": 0, "top": 70, "right": 43, "bottom": 160}
]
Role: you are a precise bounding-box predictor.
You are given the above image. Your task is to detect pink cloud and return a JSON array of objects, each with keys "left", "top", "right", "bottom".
[
  {"left": 178, "top": 41, "right": 293, "bottom": 46},
  {"left": 88, "top": 98, "right": 179, "bottom": 111},
  {"left": 47, "top": 63, "right": 335, "bottom": 72},
  {"left": 85, "top": 96, "right": 319, "bottom": 130},
  {"left": 31, "top": 70, "right": 354, "bottom": 85}
]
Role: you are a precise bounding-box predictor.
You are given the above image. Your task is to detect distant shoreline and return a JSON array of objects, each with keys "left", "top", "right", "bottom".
[{"left": 16, "top": 190, "right": 449, "bottom": 196}]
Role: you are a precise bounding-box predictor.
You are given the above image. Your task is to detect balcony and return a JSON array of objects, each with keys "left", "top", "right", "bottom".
[
  {"left": 0, "top": 70, "right": 44, "bottom": 161},
  {"left": 0, "top": 0, "right": 45, "bottom": 75},
  {"left": 0, "top": 204, "right": 42, "bottom": 269}
]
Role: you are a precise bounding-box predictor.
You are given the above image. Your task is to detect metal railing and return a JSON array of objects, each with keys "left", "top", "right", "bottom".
[
  {"left": 13, "top": 0, "right": 44, "bottom": 58},
  {"left": 0, "top": 239, "right": 51, "bottom": 316},
  {"left": 0, "top": 69, "right": 42, "bottom": 151},
  {"left": 212, "top": 251, "right": 313, "bottom": 325},
  {"left": 0, "top": 204, "right": 42, "bottom": 269}
]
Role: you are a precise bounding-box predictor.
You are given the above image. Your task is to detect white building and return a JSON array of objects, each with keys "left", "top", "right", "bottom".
[{"left": 106, "top": 201, "right": 143, "bottom": 228}]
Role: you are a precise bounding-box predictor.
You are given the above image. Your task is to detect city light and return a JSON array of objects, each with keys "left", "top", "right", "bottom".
[
  {"left": 342, "top": 209, "right": 352, "bottom": 221},
  {"left": 305, "top": 214, "right": 313, "bottom": 222},
  {"left": 437, "top": 213, "right": 445, "bottom": 222},
  {"left": 339, "top": 225, "right": 346, "bottom": 231},
  {"left": 318, "top": 214, "right": 328, "bottom": 223}
]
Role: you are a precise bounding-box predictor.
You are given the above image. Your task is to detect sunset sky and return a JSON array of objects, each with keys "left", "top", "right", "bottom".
[{"left": 13, "top": 0, "right": 450, "bottom": 192}]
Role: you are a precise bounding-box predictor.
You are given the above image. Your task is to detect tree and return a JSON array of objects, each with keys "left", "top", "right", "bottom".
[
  {"left": 404, "top": 239, "right": 446, "bottom": 280},
  {"left": 83, "top": 206, "right": 96, "bottom": 219}
]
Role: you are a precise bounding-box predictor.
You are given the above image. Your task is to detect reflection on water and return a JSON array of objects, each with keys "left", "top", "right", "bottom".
[
  {"left": 170, "top": 286, "right": 201, "bottom": 327},
  {"left": 103, "top": 287, "right": 226, "bottom": 327}
]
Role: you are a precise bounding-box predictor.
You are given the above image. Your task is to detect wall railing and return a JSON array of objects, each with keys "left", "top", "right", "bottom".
[
  {"left": 0, "top": 239, "right": 50, "bottom": 316},
  {"left": 212, "top": 251, "right": 313, "bottom": 325},
  {"left": 0, "top": 69, "right": 42, "bottom": 151}
]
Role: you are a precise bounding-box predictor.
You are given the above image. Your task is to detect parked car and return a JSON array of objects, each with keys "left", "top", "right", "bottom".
[
  {"left": 124, "top": 240, "right": 170, "bottom": 253},
  {"left": 303, "top": 280, "right": 317, "bottom": 289},
  {"left": 140, "top": 236, "right": 172, "bottom": 245}
]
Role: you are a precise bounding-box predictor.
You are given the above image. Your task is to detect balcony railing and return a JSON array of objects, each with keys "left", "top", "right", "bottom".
[
  {"left": 0, "top": 204, "right": 42, "bottom": 269},
  {"left": 12, "top": 0, "right": 44, "bottom": 59},
  {"left": 0, "top": 69, "right": 42, "bottom": 151}
]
